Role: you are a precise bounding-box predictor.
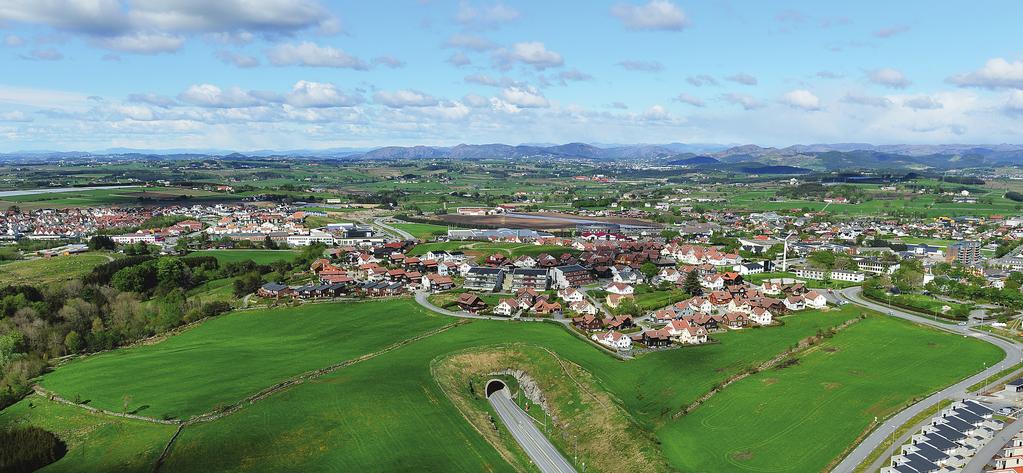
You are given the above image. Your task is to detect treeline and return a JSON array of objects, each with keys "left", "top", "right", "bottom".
[
  {"left": 1007, "top": 191, "right": 1023, "bottom": 203},
  {"left": 0, "top": 244, "right": 327, "bottom": 410},
  {"left": 0, "top": 426, "right": 67, "bottom": 473}
]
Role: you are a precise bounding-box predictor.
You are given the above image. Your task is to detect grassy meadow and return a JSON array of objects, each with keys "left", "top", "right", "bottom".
[
  {"left": 4, "top": 298, "right": 1004, "bottom": 472},
  {"left": 190, "top": 249, "right": 299, "bottom": 265},
  {"left": 0, "top": 253, "right": 111, "bottom": 287}
]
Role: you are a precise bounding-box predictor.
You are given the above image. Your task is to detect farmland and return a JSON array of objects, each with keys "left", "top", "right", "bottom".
[
  {"left": 4, "top": 297, "right": 1002, "bottom": 472},
  {"left": 408, "top": 241, "right": 579, "bottom": 259},
  {"left": 0, "top": 253, "right": 112, "bottom": 287}
]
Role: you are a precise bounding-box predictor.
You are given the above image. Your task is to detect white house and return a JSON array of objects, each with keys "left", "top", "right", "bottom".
[
  {"left": 558, "top": 288, "right": 585, "bottom": 303},
  {"left": 612, "top": 267, "right": 644, "bottom": 284},
  {"left": 495, "top": 299, "right": 517, "bottom": 316},
  {"left": 664, "top": 320, "right": 708, "bottom": 344},
  {"left": 804, "top": 291, "right": 827, "bottom": 309},
  {"left": 783, "top": 295, "right": 805, "bottom": 311},
  {"left": 570, "top": 300, "right": 599, "bottom": 316},
  {"left": 604, "top": 282, "right": 635, "bottom": 295},
  {"left": 657, "top": 268, "right": 682, "bottom": 283},
  {"left": 750, "top": 307, "right": 773, "bottom": 325},
  {"left": 701, "top": 275, "right": 725, "bottom": 291},
  {"left": 592, "top": 330, "right": 632, "bottom": 350}
]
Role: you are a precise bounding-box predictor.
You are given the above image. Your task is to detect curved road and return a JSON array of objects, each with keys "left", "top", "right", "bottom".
[
  {"left": 488, "top": 385, "right": 576, "bottom": 473},
  {"left": 373, "top": 217, "right": 415, "bottom": 240},
  {"left": 830, "top": 286, "right": 1023, "bottom": 473}
]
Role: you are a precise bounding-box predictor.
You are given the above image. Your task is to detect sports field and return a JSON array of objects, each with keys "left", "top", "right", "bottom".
[
  {"left": 0, "top": 253, "right": 111, "bottom": 287},
  {"left": 190, "top": 249, "right": 299, "bottom": 265},
  {"left": 6, "top": 300, "right": 1004, "bottom": 472},
  {"left": 391, "top": 222, "right": 451, "bottom": 240}
]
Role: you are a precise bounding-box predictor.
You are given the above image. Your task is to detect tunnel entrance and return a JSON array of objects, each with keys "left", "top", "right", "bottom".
[{"left": 485, "top": 379, "right": 507, "bottom": 398}]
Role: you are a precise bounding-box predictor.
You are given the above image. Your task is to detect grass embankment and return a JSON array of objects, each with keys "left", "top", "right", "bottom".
[
  {"left": 391, "top": 222, "right": 451, "bottom": 240},
  {"left": 863, "top": 287, "right": 970, "bottom": 320},
  {"left": 434, "top": 345, "right": 673, "bottom": 473},
  {"left": 0, "top": 253, "right": 111, "bottom": 287}
]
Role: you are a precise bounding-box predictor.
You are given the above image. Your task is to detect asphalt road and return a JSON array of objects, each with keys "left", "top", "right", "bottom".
[
  {"left": 488, "top": 386, "right": 576, "bottom": 473},
  {"left": 373, "top": 217, "right": 415, "bottom": 240},
  {"left": 830, "top": 286, "right": 1023, "bottom": 473}
]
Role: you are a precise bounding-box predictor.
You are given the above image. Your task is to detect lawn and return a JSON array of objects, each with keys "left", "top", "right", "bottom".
[
  {"left": 39, "top": 299, "right": 451, "bottom": 420},
  {"left": 11, "top": 300, "right": 1005, "bottom": 473},
  {"left": 0, "top": 398, "right": 176, "bottom": 473},
  {"left": 658, "top": 315, "right": 1002, "bottom": 472},
  {"left": 0, "top": 253, "right": 111, "bottom": 287},
  {"left": 190, "top": 249, "right": 300, "bottom": 265}
]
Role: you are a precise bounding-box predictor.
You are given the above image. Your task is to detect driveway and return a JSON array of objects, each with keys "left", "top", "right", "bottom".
[{"left": 829, "top": 286, "right": 1023, "bottom": 473}]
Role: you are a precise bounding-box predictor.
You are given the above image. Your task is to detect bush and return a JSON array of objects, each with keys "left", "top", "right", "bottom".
[{"left": 0, "top": 427, "right": 68, "bottom": 473}]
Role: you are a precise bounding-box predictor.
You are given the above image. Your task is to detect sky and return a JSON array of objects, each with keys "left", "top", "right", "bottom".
[{"left": 0, "top": 0, "right": 1022, "bottom": 152}]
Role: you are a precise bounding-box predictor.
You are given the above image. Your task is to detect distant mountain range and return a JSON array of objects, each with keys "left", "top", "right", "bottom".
[{"left": 3, "top": 142, "right": 1023, "bottom": 172}]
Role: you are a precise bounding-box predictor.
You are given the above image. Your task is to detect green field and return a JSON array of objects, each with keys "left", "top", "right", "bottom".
[
  {"left": 0, "top": 399, "right": 175, "bottom": 473},
  {"left": 0, "top": 253, "right": 111, "bottom": 287},
  {"left": 659, "top": 315, "right": 1002, "bottom": 472},
  {"left": 39, "top": 300, "right": 451, "bottom": 420},
  {"left": 190, "top": 249, "right": 300, "bottom": 265},
  {"left": 5, "top": 299, "right": 1004, "bottom": 472},
  {"left": 391, "top": 222, "right": 451, "bottom": 240},
  {"left": 0, "top": 186, "right": 233, "bottom": 209}
]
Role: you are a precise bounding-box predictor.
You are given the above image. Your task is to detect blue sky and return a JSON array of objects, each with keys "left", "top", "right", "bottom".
[{"left": 0, "top": 0, "right": 1021, "bottom": 151}]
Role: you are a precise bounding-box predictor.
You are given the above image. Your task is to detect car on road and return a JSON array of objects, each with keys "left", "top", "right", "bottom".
[
  {"left": 958, "top": 322, "right": 968, "bottom": 326},
  {"left": 998, "top": 407, "right": 1014, "bottom": 415}
]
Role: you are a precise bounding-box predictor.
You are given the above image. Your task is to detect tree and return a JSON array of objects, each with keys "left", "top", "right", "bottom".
[
  {"left": 263, "top": 235, "right": 277, "bottom": 250},
  {"left": 807, "top": 250, "right": 837, "bottom": 270},
  {"left": 891, "top": 258, "right": 924, "bottom": 293},
  {"left": 155, "top": 258, "right": 190, "bottom": 290},
  {"left": 682, "top": 270, "right": 702, "bottom": 296},
  {"left": 87, "top": 235, "right": 116, "bottom": 251},
  {"left": 640, "top": 262, "right": 658, "bottom": 279},
  {"left": 63, "top": 331, "right": 81, "bottom": 354},
  {"left": 233, "top": 272, "right": 264, "bottom": 298}
]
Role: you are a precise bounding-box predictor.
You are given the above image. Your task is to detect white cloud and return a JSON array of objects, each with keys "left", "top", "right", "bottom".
[
  {"left": 867, "top": 68, "right": 911, "bottom": 89},
  {"left": 0, "top": 0, "right": 337, "bottom": 54},
  {"left": 674, "top": 93, "right": 705, "bottom": 107},
  {"left": 3, "top": 35, "right": 25, "bottom": 47},
  {"left": 456, "top": 1, "right": 520, "bottom": 30},
  {"left": 447, "top": 52, "right": 472, "bottom": 67},
  {"left": 641, "top": 104, "right": 671, "bottom": 121},
  {"left": 500, "top": 86, "right": 549, "bottom": 107},
  {"left": 285, "top": 81, "right": 363, "bottom": 108},
  {"left": 20, "top": 48, "right": 64, "bottom": 61},
  {"left": 817, "top": 70, "right": 842, "bottom": 79},
  {"left": 92, "top": 32, "right": 185, "bottom": 54},
  {"left": 128, "top": 93, "right": 178, "bottom": 108},
  {"left": 0, "top": 111, "right": 33, "bottom": 122},
  {"left": 873, "top": 25, "right": 910, "bottom": 38},
  {"left": 372, "top": 56, "right": 405, "bottom": 69},
  {"left": 496, "top": 42, "right": 563, "bottom": 70},
  {"left": 462, "top": 93, "right": 490, "bottom": 108},
  {"left": 686, "top": 75, "right": 718, "bottom": 87},
  {"left": 374, "top": 89, "right": 439, "bottom": 108},
  {"left": 266, "top": 41, "right": 367, "bottom": 69},
  {"left": 781, "top": 89, "right": 821, "bottom": 110},
  {"left": 611, "top": 0, "right": 688, "bottom": 31},
  {"left": 841, "top": 92, "right": 891, "bottom": 108},
  {"left": 617, "top": 60, "right": 663, "bottom": 72},
  {"left": 1006, "top": 91, "right": 1023, "bottom": 114},
  {"left": 215, "top": 50, "right": 259, "bottom": 68},
  {"left": 721, "top": 93, "right": 764, "bottom": 110},
  {"left": 178, "top": 84, "right": 263, "bottom": 108},
  {"left": 725, "top": 73, "right": 757, "bottom": 85},
  {"left": 553, "top": 69, "right": 593, "bottom": 84},
  {"left": 902, "top": 95, "right": 943, "bottom": 110},
  {"left": 443, "top": 33, "right": 495, "bottom": 52},
  {"left": 948, "top": 58, "right": 1023, "bottom": 90}
]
